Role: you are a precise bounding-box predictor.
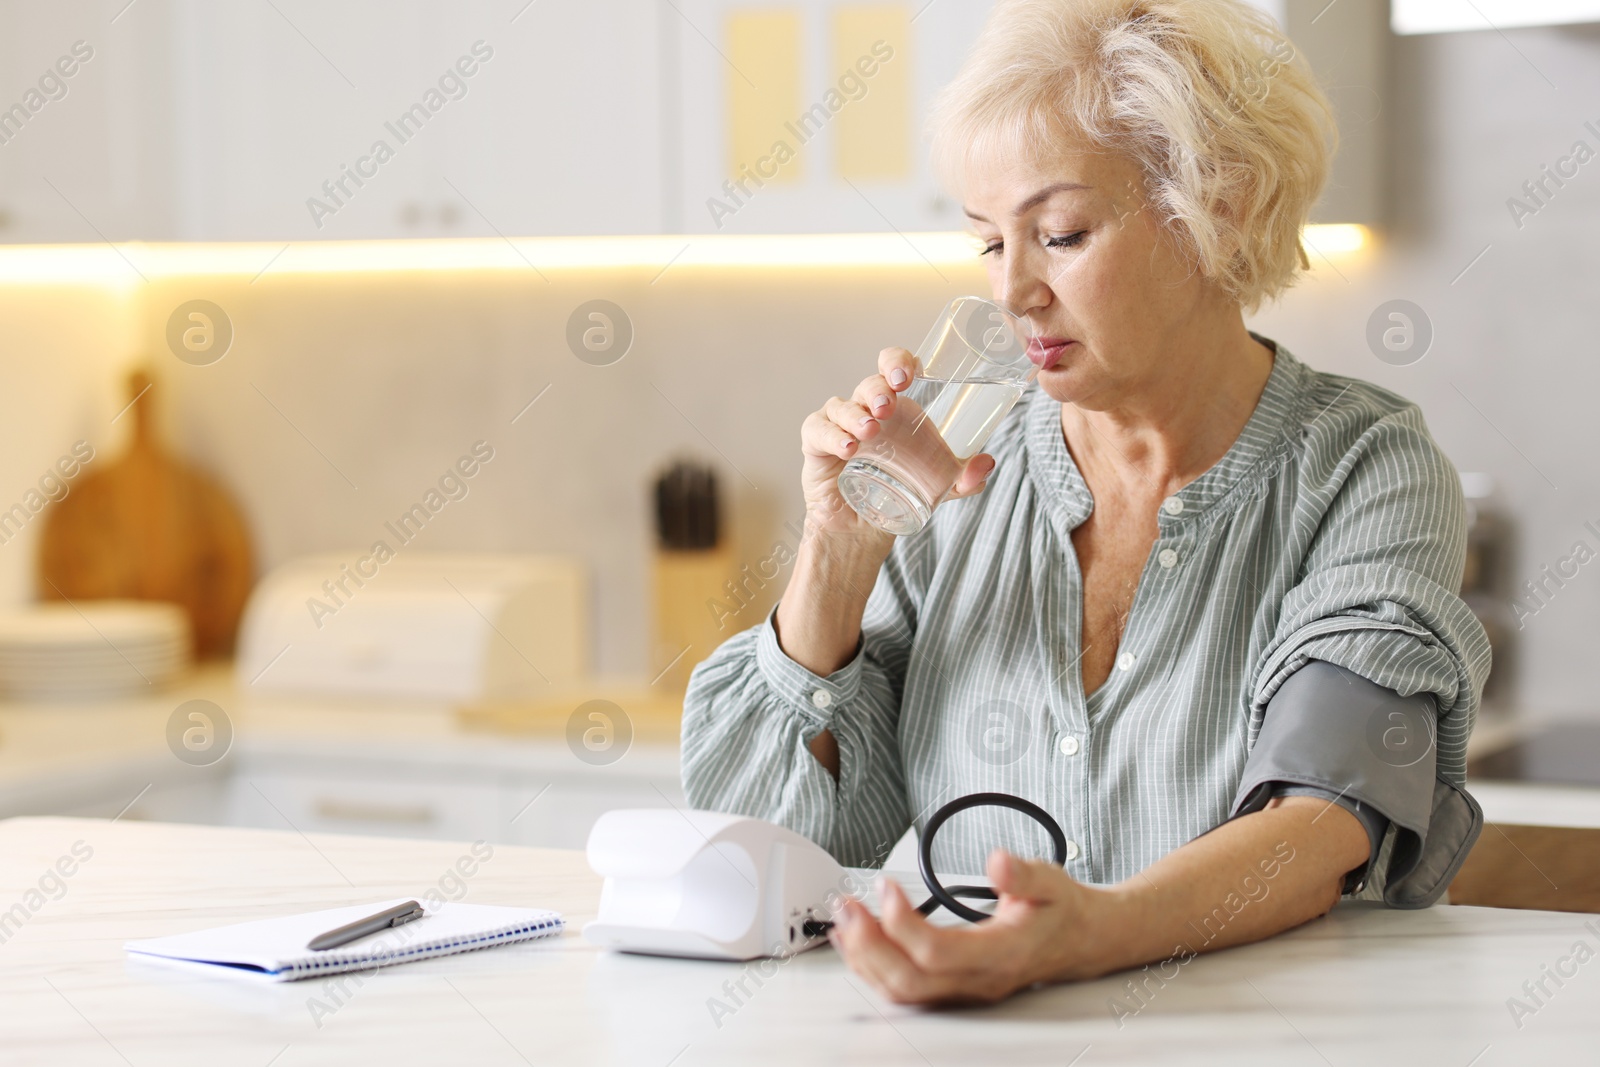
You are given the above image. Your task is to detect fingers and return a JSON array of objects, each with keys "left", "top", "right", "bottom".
[
  {"left": 988, "top": 850, "right": 1072, "bottom": 903},
  {"left": 848, "top": 349, "right": 916, "bottom": 424},
  {"left": 826, "top": 395, "right": 880, "bottom": 440},
  {"left": 801, "top": 407, "right": 862, "bottom": 462},
  {"left": 804, "top": 350, "right": 915, "bottom": 467},
  {"left": 803, "top": 388, "right": 893, "bottom": 464},
  {"left": 947, "top": 453, "right": 997, "bottom": 499},
  {"left": 828, "top": 899, "right": 907, "bottom": 991},
  {"left": 830, "top": 896, "right": 956, "bottom": 1005},
  {"left": 830, "top": 881, "right": 1037, "bottom": 1005},
  {"left": 876, "top": 347, "right": 918, "bottom": 390},
  {"left": 875, "top": 878, "right": 990, "bottom": 975},
  {"left": 850, "top": 377, "right": 897, "bottom": 419}
]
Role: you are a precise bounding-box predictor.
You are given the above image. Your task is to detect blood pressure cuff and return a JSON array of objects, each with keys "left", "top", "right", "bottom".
[{"left": 1229, "top": 660, "right": 1483, "bottom": 907}]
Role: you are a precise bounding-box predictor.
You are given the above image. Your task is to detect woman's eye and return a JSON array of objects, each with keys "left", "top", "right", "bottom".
[{"left": 978, "top": 232, "right": 1084, "bottom": 256}]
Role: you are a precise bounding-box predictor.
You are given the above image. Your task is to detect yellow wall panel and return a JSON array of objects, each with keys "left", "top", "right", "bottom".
[
  {"left": 832, "top": 6, "right": 910, "bottom": 181},
  {"left": 726, "top": 10, "right": 804, "bottom": 185}
]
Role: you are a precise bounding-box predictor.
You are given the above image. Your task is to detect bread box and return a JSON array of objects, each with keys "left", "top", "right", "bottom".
[{"left": 236, "top": 553, "right": 587, "bottom": 701}]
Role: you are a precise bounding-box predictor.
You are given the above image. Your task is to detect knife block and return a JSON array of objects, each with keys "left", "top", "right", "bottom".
[{"left": 652, "top": 543, "right": 735, "bottom": 694}]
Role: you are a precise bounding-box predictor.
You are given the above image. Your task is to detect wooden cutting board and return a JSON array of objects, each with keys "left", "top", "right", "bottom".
[{"left": 38, "top": 371, "right": 254, "bottom": 658}]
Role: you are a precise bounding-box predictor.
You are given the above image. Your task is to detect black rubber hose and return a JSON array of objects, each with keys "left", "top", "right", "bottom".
[{"left": 916, "top": 792, "right": 1068, "bottom": 923}]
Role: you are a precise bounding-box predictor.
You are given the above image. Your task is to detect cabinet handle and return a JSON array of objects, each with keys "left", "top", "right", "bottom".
[{"left": 313, "top": 799, "right": 436, "bottom": 825}]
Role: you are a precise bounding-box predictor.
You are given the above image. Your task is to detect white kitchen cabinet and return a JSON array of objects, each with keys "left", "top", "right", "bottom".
[
  {"left": 0, "top": 670, "right": 686, "bottom": 850},
  {"left": 227, "top": 765, "right": 509, "bottom": 843},
  {"left": 0, "top": 733, "right": 685, "bottom": 852},
  {"left": 0, "top": 0, "right": 666, "bottom": 243},
  {"left": 222, "top": 743, "right": 685, "bottom": 849},
  {"left": 0, "top": 0, "right": 986, "bottom": 242},
  {"left": 431, "top": 1, "right": 667, "bottom": 238},
  {"left": 0, "top": 756, "right": 232, "bottom": 826},
  {"left": 0, "top": 3, "right": 173, "bottom": 243},
  {"left": 164, "top": 0, "right": 665, "bottom": 240},
  {"left": 667, "top": 0, "right": 992, "bottom": 235}
]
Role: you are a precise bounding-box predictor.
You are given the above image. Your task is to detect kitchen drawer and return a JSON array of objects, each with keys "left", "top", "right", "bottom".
[{"left": 226, "top": 770, "right": 507, "bottom": 844}]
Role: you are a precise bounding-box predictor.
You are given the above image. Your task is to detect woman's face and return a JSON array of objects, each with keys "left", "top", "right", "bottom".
[{"left": 963, "top": 139, "right": 1220, "bottom": 411}]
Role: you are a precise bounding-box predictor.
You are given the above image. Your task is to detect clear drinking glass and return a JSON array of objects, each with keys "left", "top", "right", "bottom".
[{"left": 837, "top": 296, "right": 1037, "bottom": 535}]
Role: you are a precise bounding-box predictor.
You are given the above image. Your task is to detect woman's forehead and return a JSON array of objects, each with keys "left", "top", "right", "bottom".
[{"left": 961, "top": 145, "right": 1132, "bottom": 219}]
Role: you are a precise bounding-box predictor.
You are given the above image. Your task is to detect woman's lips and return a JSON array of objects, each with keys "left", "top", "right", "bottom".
[{"left": 1027, "top": 337, "right": 1074, "bottom": 369}]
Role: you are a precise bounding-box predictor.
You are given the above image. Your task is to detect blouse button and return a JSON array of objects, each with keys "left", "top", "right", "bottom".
[
  {"left": 1158, "top": 548, "right": 1179, "bottom": 569},
  {"left": 1162, "top": 496, "right": 1185, "bottom": 516},
  {"left": 1117, "top": 652, "right": 1136, "bottom": 672},
  {"left": 810, "top": 689, "right": 832, "bottom": 709},
  {"left": 1058, "top": 735, "right": 1080, "bottom": 756},
  {"left": 1063, "top": 839, "right": 1081, "bottom": 862}
]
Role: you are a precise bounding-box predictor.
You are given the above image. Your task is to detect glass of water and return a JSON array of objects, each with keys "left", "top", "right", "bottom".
[{"left": 837, "top": 296, "right": 1037, "bottom": 535}]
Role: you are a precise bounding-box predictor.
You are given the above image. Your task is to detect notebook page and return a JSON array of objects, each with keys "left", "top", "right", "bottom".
[{"left": 125, "top": 900, "right": 563, "bottom": 980}]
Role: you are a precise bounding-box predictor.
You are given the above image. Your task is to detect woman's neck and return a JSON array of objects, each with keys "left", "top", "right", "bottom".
[{"left": 1060, "top": 313, "right": 1275, "bottom": 499}]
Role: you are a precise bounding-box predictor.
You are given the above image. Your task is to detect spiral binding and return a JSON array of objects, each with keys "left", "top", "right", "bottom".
[{"left": 280, "top": 916, "right": 565, "bottom": 979}]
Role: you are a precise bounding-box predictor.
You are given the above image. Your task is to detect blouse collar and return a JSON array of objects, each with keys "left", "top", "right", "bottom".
[{"left": 1024, "top": 333, "right": 1305, "bottom": 536}]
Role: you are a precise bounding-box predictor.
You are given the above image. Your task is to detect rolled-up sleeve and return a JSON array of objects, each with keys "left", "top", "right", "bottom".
[
  {"left": 680, "top": 531, "right": 928, "bottom": 868},
  {"left": 1240, "top": 408, "right": 1493, "bottom": 906}
]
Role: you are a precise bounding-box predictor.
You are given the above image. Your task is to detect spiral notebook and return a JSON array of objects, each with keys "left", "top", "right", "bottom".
[{"left": 124, "top": 899, "right": 564, "bottom": 982}]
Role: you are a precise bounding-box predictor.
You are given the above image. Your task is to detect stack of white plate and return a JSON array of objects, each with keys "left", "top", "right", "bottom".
[{"left": 0, "top": 601, "right": 191, "bottom": 701}]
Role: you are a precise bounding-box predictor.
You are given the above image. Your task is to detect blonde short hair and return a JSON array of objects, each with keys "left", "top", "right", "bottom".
[{"left": 928, "top": 0, "right": 1336, "bottom": 313}]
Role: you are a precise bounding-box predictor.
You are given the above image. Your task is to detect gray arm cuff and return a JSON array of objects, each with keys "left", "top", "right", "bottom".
[{"left": 1231, "top": 660, "right": 1481, "bottom": 907}]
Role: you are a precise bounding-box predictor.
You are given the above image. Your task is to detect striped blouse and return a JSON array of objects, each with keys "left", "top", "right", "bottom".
[{"left": 681, "top": 339, "right": 1492, "bottom": 903}]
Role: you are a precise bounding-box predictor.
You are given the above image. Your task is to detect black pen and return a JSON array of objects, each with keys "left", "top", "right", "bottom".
[{"left": 307, "top": 900, "right": 425, "bottom": 951}]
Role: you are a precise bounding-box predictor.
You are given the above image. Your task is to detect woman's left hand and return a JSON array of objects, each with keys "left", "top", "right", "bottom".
[{"left": 828, "top": 849, "right": 1124, "bottom": 1005}]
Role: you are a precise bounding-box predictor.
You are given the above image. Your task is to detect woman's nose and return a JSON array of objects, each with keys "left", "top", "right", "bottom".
[{"left": 998, "top": 252, "right": 1053, "bottom": 318}]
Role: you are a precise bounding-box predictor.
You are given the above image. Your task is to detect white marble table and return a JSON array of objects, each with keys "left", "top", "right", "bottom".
[{"left": 2, "top": 817, "right": 1596, "bottom": 1066}]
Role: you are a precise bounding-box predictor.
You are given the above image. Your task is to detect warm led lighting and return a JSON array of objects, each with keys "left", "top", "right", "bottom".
[
  {"left": 1303, "top": 224, "right": 1369, "bottom": 256},
  {"left": 0, "top": 245, "right": 145, "bottom": 287},
  {"left": 0, "top": 233, "right": 986, "bottom": 284},
  {"left": 0, "top": 226, "right": 1368, "bottom": 284}
]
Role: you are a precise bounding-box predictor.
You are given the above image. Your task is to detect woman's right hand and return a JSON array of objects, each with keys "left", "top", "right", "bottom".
[{"left": 799, "top": 346, "right": 998, "bottom": 540}]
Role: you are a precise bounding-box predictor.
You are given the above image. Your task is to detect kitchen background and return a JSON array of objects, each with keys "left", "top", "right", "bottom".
[{"left": 1, "top": 0, "right": 1598, "bottom": 851}]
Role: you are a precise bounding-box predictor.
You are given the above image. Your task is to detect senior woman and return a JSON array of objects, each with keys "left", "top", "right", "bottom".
[{"left": 682, "top": 0, "right": 1490, "bottom": 1005}]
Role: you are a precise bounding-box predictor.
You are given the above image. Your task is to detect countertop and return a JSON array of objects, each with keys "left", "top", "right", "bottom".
[{"left": 2, "top": 816, "right": 1598, "bottom": 1066}]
